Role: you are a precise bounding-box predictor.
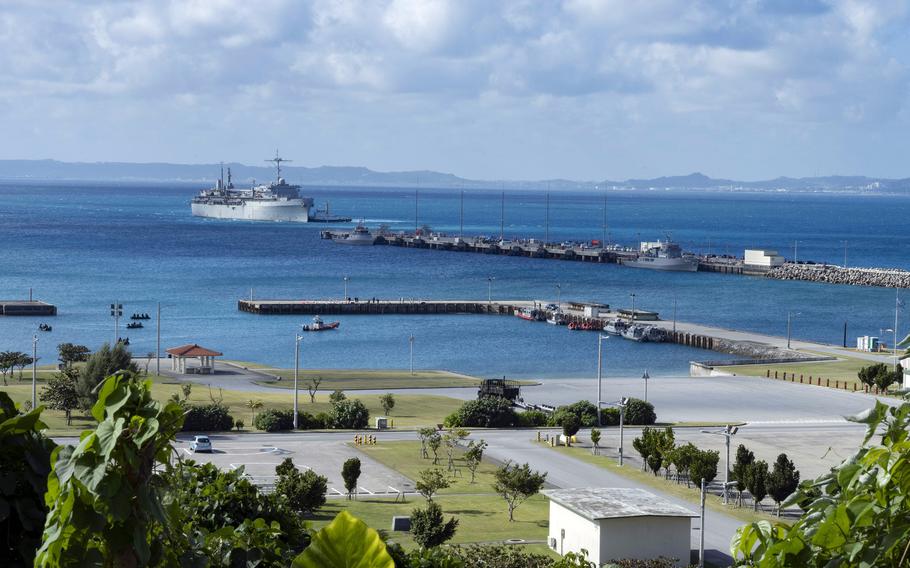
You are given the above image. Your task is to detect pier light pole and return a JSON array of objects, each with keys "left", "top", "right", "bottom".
[
  {"left": 110, "top": 301, "right": 122, "bottom": 345},
  {"left": 408, "top": 335, "right": 415, "bottom": 375},
  {"left": 702, "top": 425, "right": 738, "bottom": 505},
  {"left": 32, "top": 334, "right": 38, "bottom": 409},
  {"left": 618, "top": 397, "right": 628, "bottom": 466},
  {"left": 487, "top": 277, "right": 495, "bottom": 305},
  {"left": 293, "top": 334, "right": 302, "bottom": 429},
  {"left": 556, "top": 284, "right": 562, "bottom": 313},
  {"left": 500, "top": 190, "right": 505, "bottom": 242},
  {"left": 596, "top": 335, "right": 608, "bottom": 426},
  {"left": 786, "top": 311, "right": 800, "bottom": 349},
  {"left": 842, "top": 240, "right": 848, "bottom": 268},
  {"left": 343, "top": 276, "right": 349, "bottom": 301},
  {"left": 630, "top": 293, "right": 636, "bottom": 322},
  {"left": 545, "top": 192, "right": 550, "bottom": 244},
  {"left": 673, "top": 297, "right": 678, "bottom": 334},
  {"left": 642, "top": 370, "right": 650, "bottom": 402},
  {"left": 156, "top": 302, "right": 161, "bottom": 376}
]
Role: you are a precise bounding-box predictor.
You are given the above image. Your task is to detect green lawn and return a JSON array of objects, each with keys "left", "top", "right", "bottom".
[
  {"left": 715, "top": 353, "right": 893, "bottom": 392},
  {"left": 546, "top": 443, "right": 781, "bottom": 525},
  {"left": 0, "top": 384, "right": 464, "bottom": 435}
]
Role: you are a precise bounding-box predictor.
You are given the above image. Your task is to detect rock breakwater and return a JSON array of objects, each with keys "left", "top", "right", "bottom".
[{"left": 767, "top": 264, "right": 910, "bottom": 288}]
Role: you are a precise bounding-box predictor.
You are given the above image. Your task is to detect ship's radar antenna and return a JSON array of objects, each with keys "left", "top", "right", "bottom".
[{"left": 265, "top": 149, "right": 292, "bottom": 181}]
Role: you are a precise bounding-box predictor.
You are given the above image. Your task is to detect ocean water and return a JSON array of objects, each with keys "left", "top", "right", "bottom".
[{"left": 0, "top": 181, "right": 908, "bottom": 379}]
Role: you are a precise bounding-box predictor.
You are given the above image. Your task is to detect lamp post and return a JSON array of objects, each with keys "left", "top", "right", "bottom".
[
  {"left": 701, "top": 424, "right": 738, "bottom": 505},
  {"left": 409, "top": 334, "right": 415, "bottom": 375},
  {"left": 487, "top": 276, "right": 495, "bottom": 305},
  {"left": 110, "top": 301, "right": 122, "bottom": 345},
  {"left": 596, "top": 335, "right": 608, "bottom": 426},
  {"left": 672, "top": 297, "right": 678, "bottom": 334},
  {"left": 343, "top": 276, "right": 349, "bottom": 301},
  {"left": 294, "top": 334, "right": 302, "bottom": 429},
  {"left": 786, "top": 311, "right": 800, "bottom": 349},
  {"left": 642, "top": 370, "right": 650, "bottom": 402},
  {"left": 601, "top": 397, "right": 630, "bottom": 465},
  {"left": 32, "top": 334, "right": 38, "bottom": 409},
  {"left": 842, "top": 240, "right": 848, "bottom": 268},
  {"left": 556, "top": 284, "right": 562, "bottom": 313},
  {"left": 630, "top": 293, "right": 636, "bottom": 322},
  {"left": 156, "top": 302, "right": 161, "bottom": 376}
]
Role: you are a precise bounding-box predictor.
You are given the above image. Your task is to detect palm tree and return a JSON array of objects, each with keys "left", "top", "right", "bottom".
[{"left": 246, "top": 399, "right": 264, "bottom": 423}]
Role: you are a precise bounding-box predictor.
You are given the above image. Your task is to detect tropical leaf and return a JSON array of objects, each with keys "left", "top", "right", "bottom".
[{"left": 292, "top": 511, "right": 394, "bottom": 568}]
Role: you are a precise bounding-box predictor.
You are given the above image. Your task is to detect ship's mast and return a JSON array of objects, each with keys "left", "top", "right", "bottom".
[{"left": 265, "top": 150, "right": 292, "bottom": 182}]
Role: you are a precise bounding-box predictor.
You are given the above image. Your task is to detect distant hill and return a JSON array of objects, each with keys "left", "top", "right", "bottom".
[{"left": 0, "top": 159, "right": 907, "bottom": 193}]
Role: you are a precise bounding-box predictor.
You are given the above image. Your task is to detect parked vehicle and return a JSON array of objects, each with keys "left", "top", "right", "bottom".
[{"left": 189, "top": 435, "right": 212, "bottom": 453}]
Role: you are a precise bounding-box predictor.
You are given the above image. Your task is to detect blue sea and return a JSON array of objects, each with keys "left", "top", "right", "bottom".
[{"left": 1, "top": 181, "right": 908, "bottom": 378}]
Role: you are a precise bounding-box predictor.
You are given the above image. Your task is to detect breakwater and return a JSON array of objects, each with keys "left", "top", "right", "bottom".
[{"left": 767, "top": 264, "right": 910, "bottom": 288}]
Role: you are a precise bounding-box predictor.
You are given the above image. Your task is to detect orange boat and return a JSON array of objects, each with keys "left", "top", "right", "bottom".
[{"left": 302, "top": 315, "right": 340, "bottom": 331}]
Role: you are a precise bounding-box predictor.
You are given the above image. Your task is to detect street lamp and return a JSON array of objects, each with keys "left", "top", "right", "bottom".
[
  {"left": 487, "top": 276, "right": 495, "bottom": 305},
  {"left": 343, "top": 276, "right": 349, "bottom": 302},
  {"left": 110, "top": 301, "right": 122, "bottom": 345},
  {"left": 556, "top": 283, "right": 562, "bottom": 313},
  {"left": 294, "top": 334, "right": 303, "bottom": 429},
  {"left": 409, "top": 334, "right": 415, "bottom": 375},
  {"left": 630, "top": 293, "right": 636, "bottom": 322},
  {"left": 600, "top": 397, "right": 630, "bottom": 465},
  {"left": 786, "top": 311, "right": 801, "bottom": 349},
  {"left": 596, "top": 335, "right": 608, "bottom": 425},
  {"left": 701, "top": 424, "right": 738, "bottom": 505},
  {"left": 642, "top": 370, "right": 650, "bottom": 402},
  {"left": 32, "top": 334, "right": 38, "bottom": 409}
]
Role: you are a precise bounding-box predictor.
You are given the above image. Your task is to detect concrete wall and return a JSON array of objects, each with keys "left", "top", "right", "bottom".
[
  {"left": 599, "top": 516, "right": 691, "bottom": 567},
  {"left": 548, "top": 502, "right": 692, "bottom": 567}
]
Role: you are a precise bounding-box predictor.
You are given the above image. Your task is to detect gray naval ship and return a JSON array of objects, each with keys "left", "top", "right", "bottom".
[
  {"left": 191, "top": 153, "right": 314, "bottom": 222},
  {"left": 623, "top": 239, "right": 699, "bottom": 272}
]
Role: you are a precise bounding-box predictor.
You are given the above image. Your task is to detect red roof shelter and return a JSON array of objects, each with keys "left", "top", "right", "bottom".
[{"left": 166, "top": 344, "right": 222, "bottom": 374}]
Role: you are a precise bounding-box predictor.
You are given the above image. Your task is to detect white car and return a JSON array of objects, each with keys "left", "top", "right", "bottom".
[{"left": 189, "top": 435, "right": 212, "bottom": 453}]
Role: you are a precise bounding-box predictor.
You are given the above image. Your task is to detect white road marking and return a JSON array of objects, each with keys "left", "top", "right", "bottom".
[
  {"left": 359, "top": 486, "right": 374, "bottom": 495},
  {"left": 331, "top": 488, "right": 345, "bottom": 496}
]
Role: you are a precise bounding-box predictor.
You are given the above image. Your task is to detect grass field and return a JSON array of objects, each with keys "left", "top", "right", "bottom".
[
  {"left": 546, "top": 444, "right": 781, "bottom": 525},
  {"left": 715, "top": 353, "right": 898, "bottom": 392},
  {"left": 346, "top": 439, "right": 552, "bottom": 553},
  {"left": 0, "top": 383, "right": 464, "bottom": 435}
]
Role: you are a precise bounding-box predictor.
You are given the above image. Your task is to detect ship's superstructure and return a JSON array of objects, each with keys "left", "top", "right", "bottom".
[{"left": 191, "top": 153, "right": 314, "bottom": 222}]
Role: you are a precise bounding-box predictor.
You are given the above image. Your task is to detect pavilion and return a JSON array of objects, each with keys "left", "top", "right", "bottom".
[{"left": 166, "top": 344, "right": 223, "bottom": 374}]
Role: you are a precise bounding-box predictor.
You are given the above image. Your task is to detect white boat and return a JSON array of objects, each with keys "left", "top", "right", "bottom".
[
  {"left": 191, "top": 154, "right": 314, "bottom": 222},
  {"left": 546, "top": 311, "right": 567, "bottom": 325},
  {"left": 301, "top": 315, "right": 340, "bottom": 332},
  {"left": 603, "top": 320, "right": 628, "bottom": 336},
  {"left": 624, "top": 239, "right": 699, "bottom": 272},
  {"left": 621, "top": 324, "right": 648, "bottom": 342},
  {"left": 334, "top": 221, "right": 376, "bottom": 246}
]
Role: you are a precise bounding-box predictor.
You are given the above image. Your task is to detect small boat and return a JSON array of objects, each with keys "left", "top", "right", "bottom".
[
  {"left": 334, "top": 220, "right": 376, "bottom": 245},
  {"left": 309, "top": 202, "right": 352, "bottom": 223},
  {"left": 302, "top": 315, "right": 340, "bottom": 332},
  {"left": 514, "top": 307, "right": 540, "bottom": 321},
  {"left": 603, "top": 320, "right": 628, "bottom": 336},
  {"left": 621, "top": 324, "right": 648, "bottom": 342},
  {"left": 38, "top": 323, "right": 52, "bottom": 332},
  {"left": 546, "top": 311, "right": 567, "bottom": 326},
  {"left": 126, "top": 322, "right": 144, "bottom": 329}
]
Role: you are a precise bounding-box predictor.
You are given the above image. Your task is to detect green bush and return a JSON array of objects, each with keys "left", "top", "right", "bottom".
[
  {"left": 444, "top": 397, "right": 518, "bottom": 428},
  {"left": 254, "top": 409, "right": 295, "bottom": 432},
  {"left": 296, "top": 411, "right": 325, "bottom": 430},
  {"left": 599, "top": 407, "right": 620, "bottom": 426},
  {"left": 330, "top": 399, "right": 370, "bottom": 429},
  {"left": 182, "top": 403, "right": 235, "bottom": 432},
  {"left": 559, "top": 400, "right": 599, "bottom": 427},
  {"left": 624, "top": 398, "right": 656, "bottom": 425},
  {"left": 517, "top": 410, "right": 548, "bottom": 427}
]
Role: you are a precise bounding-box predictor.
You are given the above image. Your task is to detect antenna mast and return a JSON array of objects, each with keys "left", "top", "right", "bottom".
[{"left": 265, "top": 149, "right": 292, "bottom": 182}]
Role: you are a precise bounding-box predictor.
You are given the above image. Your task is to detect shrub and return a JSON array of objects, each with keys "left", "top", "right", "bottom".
[
  {"left": 444, "top": 397, "right": 518, "bottom": 428},
  {"left": 411, "top": 501, "right": 458, "bottom": 548},
  {"left": 296, "top": 411, "right": 324, "bottom": 430},
  {"left": 599, "top": 407, "right": 620, "bottom": 426},
  {"left": 624, "top": 398, "right": 656, "bottom": 425},
  {"left": 314, "top": 412, "right": 332, "bottom": 428},
  {"left": 275, "top": 467, "right": 327, "bottom": 515},
  {"left": 182, "top": 403, "right": 234, "bottom": 431},
  {"left": 234, "top": 419, "right": 245, "bottom": 431},
  {"left": 254, "top": 409, "right": 295, "bottom": 432},
  {"left": 560, "top": 400, "right": 600, "bottom": 427},
  {"left": 330, "top": 399, "right": 370, "bottom": 429},
  {"left": 517, "top": 410, "right": 548, "bottom": 427}
]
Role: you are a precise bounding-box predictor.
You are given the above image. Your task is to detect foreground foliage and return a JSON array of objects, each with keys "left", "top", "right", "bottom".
[{"left": 732, "top": 398, "right": 910, "bottom": 566}]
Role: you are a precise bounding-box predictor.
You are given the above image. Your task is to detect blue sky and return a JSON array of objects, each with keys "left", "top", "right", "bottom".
[{"left": 1, "top": 0, "right": 909, "bottom": 180}]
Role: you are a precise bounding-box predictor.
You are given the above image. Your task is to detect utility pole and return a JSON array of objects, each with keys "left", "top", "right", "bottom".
[
  {"left": 642, "top": 370, "right": 649, "bottom": 402},
  {"left": 699, "top": 478, "right": 706, "bottom": 568},
  {"left": 556, "top": 283, "right": 562, "bottom": 313},
  {"left": 409, "top": 334, "right": 415, "bottom": 375},
  {"left": 500, "top": 190, "right": 505, "bottom": 241},
  {"left": 414, "top": 189, "right": 419, "bottom": 232},
  {"left": 630, "top": 293, "right": 636, "bottom": 322},
  {"left": 602, "top": 189, "right": 607, "bottom": 247},
  {"left": 596, "top": 335, "right": 608, "bottom": 426},
  {"left": 343, "top": 276, "right": 349, "bottom": 301},
  {"left": 487, "top": 277, "right": 495, "bottom": 305},
  {"left": 460, "top": 190, "right": 464, "bottom": 239},
  {"left": 703, "top": 425, "right": 738, "bottom": 504},
  {"left": 618, "top": 397, "right": 628, "bottom": 466},
  {"left": 793, "top": 240, "right": 798, "bottom": 263},
  {"left": 842, "top": 240, "right": 848, "bottom": 268},
  {"left": 156, "top": 302, "right": 161, "bottom": 376},
  {"left": 895, "top": 289, "right": 901, "bottom": 373},
  {"left": 787, "top": 311, "right": 799, "bottom": 349},
  {"left": 110, "top": 301, "right": 122, "bottom": 345},
  {"left": 32, "top": 335, "right": 38, "bottom": 409},
  {"left": 673, "top": 297, "right": 678, "bottom": 334},
  {"left": 294, "top": 334, "right": 302, "bottom": 429},
  {"left": 545, "top": 192, "right": 550, "bottom": 244}
]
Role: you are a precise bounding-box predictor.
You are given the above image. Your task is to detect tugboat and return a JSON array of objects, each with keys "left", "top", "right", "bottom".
[
  {"left": 301, "top": 315, "right": 340, "bottom": 332},
  {"left": 333, "top": 220, "right": 376, "bottom": 245}
]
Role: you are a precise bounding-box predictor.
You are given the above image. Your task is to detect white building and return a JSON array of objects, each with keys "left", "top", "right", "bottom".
[
  {"left": 744, "top": 249, "right": 785, "bottom": 268},
  {"left": 901, "top": 355, "right": 910, "bottom": 389},
  {"left": 544, "top": 488, "right": 697, "bottom": 567}
]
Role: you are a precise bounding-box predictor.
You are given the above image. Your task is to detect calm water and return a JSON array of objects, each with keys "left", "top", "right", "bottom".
[{"left": 1, "top": 181, "right": 908, "bottom": 378}]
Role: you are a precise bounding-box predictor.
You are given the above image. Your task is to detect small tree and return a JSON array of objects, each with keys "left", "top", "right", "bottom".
[
  {"left": 857, "top": 363, "right": 886, "bottom": 389},
  {"left": 307, "top": 376, "right": 322, "bottom": 403},
  {"left": 57, "top": 343, "right": 90, "bottom": 368},
  {"left": 689, "top": 449, "right": 719, "bottom": 489},
  {"left": 744, "top": 460, "right": 770, "bottom": 511},
  {"left": 143, "top": 352, "right": 154, "bottom": 376},
  {"left": 427, "top": 431, "right": 442, "bottom": 465},
  {"left": 246, "top": 399, "right": 264, "bottom": 423},
  {"left": 0, "top": 351, "right": 14, "bottom": 385},
  {"left": 12, "top": 352, "right": 33, "bottom": 381},
  {"left": 416, "top": 468, "right": 450, "bottom": 501},
  {"left": 670, "top": 442, "right": 699, "bottom": 487},
  {"left": 41, "top": 367, "right": 80, "bottom": 425},
  {"left": 410, "top": 501, "right": 458, "bottom": 549},
  {"left": 561, "top": 414, "right": 581, "bottom": 446},
  {"left": 77, "top": 342, "right": 137, "bottom": 409},
  {"left": 380, "top": 393, "right": 396, "bottom": 416},
  {"left": 493, "top": 461, "right": 547, "bottom": 521},
  {"left": 342, "top": 457, "right": 361, "bottom": 500},
  {"left": 275, "top": 460, "right": 327, "bottom": 515},
  {"left": 732, "top": 444, "right": 755, "bottom": 507},
  {"left": 330, "top": 398, "right": 370, "bottom": 429},
  {"left": 329, "top": 389, "right": 347, "bottom": 404},
  {"left": 418, "top": 427, "right": 436, "bottom": 459},
  {"left": 590, "top": 428, "right": 601, "bottom": 455},
  {"left": 873, "top": 367, "right": 901, "bottom": 392},
  {"left": 464, "top": 439, "right": 487, "bottom": 483},
  {"left": 633, "top": 427, "right": 655, "bottom": 471},
  {"left": 443, "top": 429, "right": 469, "bottom": 471},
  {"left": 767, "top": 453, "right": 800, "bottom": 516}
]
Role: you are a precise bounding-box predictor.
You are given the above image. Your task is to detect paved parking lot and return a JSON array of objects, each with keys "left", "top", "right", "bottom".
[{"left": 177, "top": 435, "right": 413, "bottom": 497}]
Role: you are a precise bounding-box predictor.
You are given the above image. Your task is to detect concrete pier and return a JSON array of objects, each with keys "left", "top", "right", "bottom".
[
  {"left": 0, "top": 300, "right": 57, "bottom": 316},
  {"left": 239, "top": 298, "right": 537, "bottom": 316}
]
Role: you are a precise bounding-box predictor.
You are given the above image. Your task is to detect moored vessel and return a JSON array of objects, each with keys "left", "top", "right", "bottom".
[
  {"left": 301, "top": 315, "right": 340, "bottom": 331},
  {"left": 333, "top": 221, "right": 376, "bottom": 245},
  {"left": 623, "top": 239, "right": 699, "bottom": 272}
]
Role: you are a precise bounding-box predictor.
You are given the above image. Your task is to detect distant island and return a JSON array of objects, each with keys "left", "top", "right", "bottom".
[{"left": 0, "top": 159, "right": 907, "bottom": 193}]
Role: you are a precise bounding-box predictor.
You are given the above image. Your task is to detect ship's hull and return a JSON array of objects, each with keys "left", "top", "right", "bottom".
[
  {"left": 191, "top": 200, "right": 311, "bottom": 222},
  {"left": 334, "top": 235, "right": 375, "bottom": 245},
  {"left": 623, "top": 256, "right": 698, "bottom": 272}
]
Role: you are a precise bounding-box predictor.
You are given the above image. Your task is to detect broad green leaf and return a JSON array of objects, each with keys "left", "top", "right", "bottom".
[
  {"left": 292, "top": 511, "right": 394, "bottom": 568},
  {"left": 96, "top": 417, "right": 126, "bottom": 460},
  {"left": 846, "top": 400, "right": 889, "bottom": 445}
]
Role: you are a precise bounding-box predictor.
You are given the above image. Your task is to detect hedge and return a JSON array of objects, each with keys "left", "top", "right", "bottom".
[{"left": 182, "top": 404, "right": 235, "bottom": 432}]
